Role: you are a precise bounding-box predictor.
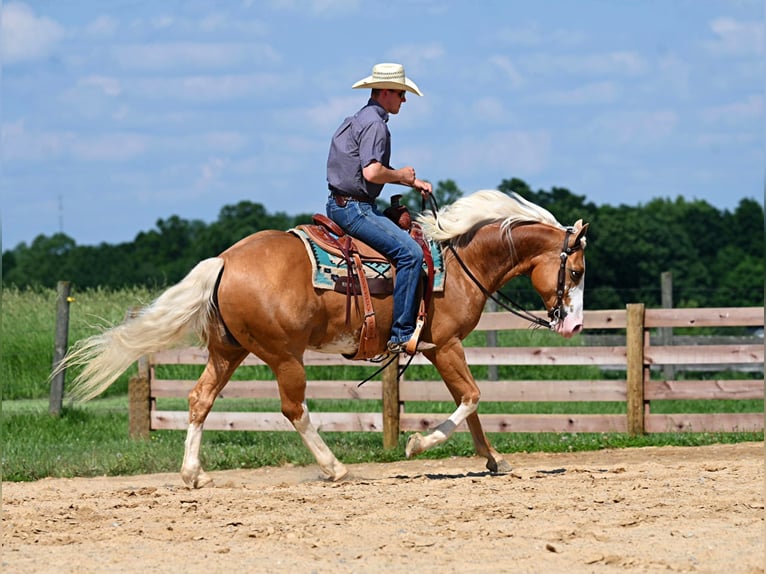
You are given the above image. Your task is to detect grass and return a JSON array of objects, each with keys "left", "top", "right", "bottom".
[
  {"left": 1, "top": 286, "right": 763, "bottom": 483},
  {"left": 2, "top": 285, "right": 158, "bottom": 400},
  {"left": 3, "top": 398, "right": 761, "bottom": 482}
]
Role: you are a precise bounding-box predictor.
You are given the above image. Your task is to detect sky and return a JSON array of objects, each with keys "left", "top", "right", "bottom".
[{"left": 1, "top": 0, "right": 763, "bottom": 250}]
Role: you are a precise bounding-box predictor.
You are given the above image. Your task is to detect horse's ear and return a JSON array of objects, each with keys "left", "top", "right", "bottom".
[{"left": 574, "top": 222, "right": 589, "bottom": 248}]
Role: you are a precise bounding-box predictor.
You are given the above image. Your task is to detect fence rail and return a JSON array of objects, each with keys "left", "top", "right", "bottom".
[{"left": 128, "top": 305, "right": 764, "bottom": 441}]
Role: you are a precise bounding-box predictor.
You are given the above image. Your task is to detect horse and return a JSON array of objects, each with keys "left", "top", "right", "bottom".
[{"left": 58, "top": 190, "right": 588, "bottom": 488}]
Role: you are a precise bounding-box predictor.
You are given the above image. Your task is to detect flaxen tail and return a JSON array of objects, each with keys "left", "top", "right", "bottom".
[{"left": 56, "top": 257, "right": 225, "bottom": 402}]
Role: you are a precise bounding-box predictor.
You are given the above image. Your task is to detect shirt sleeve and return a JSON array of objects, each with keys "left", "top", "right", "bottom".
[{"left": 358, "top": 120, "right": 389, "bottom": 169}]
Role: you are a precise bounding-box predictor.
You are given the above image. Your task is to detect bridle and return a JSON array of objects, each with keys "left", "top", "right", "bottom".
[{"left": 447, "top": 226, "right": 583, "bottom": 330}]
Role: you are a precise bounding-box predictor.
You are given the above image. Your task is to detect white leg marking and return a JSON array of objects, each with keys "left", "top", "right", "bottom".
[
  {"left": 292, "top": 403, "right": 348, "bottom": 481},
  {"left": 417, "top": 402, "right": 477, "bottom": 451},
  {"left": 181, "top": 423, "right": 212, "bottom": 488}
]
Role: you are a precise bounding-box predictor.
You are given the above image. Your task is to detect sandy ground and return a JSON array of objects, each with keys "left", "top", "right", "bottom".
[{"left": 2, "top": 442, "right": 764, "bottom": 574}]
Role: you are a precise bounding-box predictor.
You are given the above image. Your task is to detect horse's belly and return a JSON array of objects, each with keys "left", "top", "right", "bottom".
[{"left": 307, "top": 331, "right": 359, "bottom": 355}]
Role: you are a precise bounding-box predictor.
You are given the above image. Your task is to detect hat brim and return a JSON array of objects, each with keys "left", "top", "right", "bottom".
[{"left": 351, "top": 76, "right": 423, "bottom": 97}]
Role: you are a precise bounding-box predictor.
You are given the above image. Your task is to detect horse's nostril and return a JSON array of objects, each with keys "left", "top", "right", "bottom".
[{"left": 572, "top": 324, "right": 583, "bottom": 335}]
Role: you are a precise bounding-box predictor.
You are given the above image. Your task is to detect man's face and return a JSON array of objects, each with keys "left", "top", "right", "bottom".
[{"left": 381, "top": 89, "right": 406, "bottom": 114}]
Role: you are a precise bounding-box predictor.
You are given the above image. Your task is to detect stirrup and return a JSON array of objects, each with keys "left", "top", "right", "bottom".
[
  {"left": 404, "top": 305, "right": 427, "bottom": 355},
  {"left": 387, "top": 338, "right": 435, "bottom": 355}
]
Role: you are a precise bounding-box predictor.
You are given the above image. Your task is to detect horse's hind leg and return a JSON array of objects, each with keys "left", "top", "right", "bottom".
[
  {"left": 274, "top": 356, "right": 348, "bottom": 481},
  {"left": 181, "top": 345, "right": 248, "bottom": 488}
]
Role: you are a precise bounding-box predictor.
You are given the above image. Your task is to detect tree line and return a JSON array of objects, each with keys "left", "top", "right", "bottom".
[{"left": 3, "top": 178, "right": 763, "bottom": 311}]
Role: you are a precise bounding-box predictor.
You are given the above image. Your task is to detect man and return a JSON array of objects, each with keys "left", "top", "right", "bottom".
[{"left": 326, "top": 62, "right": 433, "bottom": 354}]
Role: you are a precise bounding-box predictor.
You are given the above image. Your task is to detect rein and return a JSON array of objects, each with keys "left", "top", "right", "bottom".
[
  {"left": 425, "top": 192, "right": 555, "bottom": 329},
  {"left": 447, "top": 243, "right": 552, "bottom": 329},
  {"left": 446, "top": 220, "right": 581, "bottom": 331}
]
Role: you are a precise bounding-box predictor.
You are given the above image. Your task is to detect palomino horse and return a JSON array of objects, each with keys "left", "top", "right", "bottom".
[{"left": 60, "top": 190, "right": 588, "bottom": 487}]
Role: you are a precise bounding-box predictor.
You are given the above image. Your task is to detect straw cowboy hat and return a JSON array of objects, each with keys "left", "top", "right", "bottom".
[{"left": 352, "top": 63, "right": 423, "bottom": 96}]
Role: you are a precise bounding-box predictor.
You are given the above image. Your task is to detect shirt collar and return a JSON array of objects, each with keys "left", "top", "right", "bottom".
[{"left": 366, "top": 98, "right": 389, "bottom": 123}]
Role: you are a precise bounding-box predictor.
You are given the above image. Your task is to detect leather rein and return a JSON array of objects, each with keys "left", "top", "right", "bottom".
[{"left": 431, "top": 194, "right": 581, "bottom": 330}]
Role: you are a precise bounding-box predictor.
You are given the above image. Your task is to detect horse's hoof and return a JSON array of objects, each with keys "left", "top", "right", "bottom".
[
  {"left": 486, "top": 458, "right": 513, "bottom": 474},
  {"left": 330, "top": 463, "right": 349, "bottom": 482},
  {"left": 405, "top": 433, "right": 424, "bottom": 458},
  {"left": 194, "top": 472, "right": 214, "bottom": 488},
  {"left": 181, "top": 469, "right": 214, "bottom": 489}
]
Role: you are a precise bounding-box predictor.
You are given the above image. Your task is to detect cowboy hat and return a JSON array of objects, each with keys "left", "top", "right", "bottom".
[{"left": 352, "top": 63, "right": 423, "bottom": 96}]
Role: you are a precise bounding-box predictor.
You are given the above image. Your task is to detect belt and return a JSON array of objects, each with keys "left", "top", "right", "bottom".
[{"left": 328, "top": 185, "right": 375, "bottom": 206}]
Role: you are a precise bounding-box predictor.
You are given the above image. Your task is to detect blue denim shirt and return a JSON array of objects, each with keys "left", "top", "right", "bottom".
[{"left": 326, "top": 99, "right": 391, "bottom": 200}]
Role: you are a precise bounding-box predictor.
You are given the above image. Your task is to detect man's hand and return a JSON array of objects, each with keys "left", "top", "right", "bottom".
[
  {"left": 413, "top": 178, "right": 432, "bottom": 198},
  {"left": 395, "top": 166, "right": 417, "bottom": 186},
  {"left": 362, "top": 162, "right": 431, "bottom": 197}
]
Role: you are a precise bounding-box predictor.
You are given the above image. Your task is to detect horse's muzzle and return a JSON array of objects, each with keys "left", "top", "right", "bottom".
[{"left": 552, "top": 314, "right": 583, "bottom": 338}]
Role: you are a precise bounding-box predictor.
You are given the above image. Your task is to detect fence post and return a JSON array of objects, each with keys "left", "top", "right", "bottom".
[
  {"left": 381, "top": 358, "right": 400, "bottom": 449},
  {"left": 128, "top": 354, "right": 151, "bottom": 439},
  {"left": 49, "top": 281, "right": 72, "bottom": 416},
  {"left": 660, "top": 271, "right": 675, "bottom": 381},
  {"left": 626, "top": 303, "right": 646, "bottom": 435}
]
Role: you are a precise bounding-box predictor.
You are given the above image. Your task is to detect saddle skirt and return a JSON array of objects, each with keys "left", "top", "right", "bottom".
[{"left": 289, "top": 223, "right": 445, "bottom": 295}]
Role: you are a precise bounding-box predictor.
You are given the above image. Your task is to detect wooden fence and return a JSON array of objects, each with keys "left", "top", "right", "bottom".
[{"left": 128, "top": 305, "right": 764, "bottom": 443}]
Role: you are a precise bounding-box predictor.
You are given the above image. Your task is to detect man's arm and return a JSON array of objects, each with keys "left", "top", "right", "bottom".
[{"left": 363, "top": 161, "right": 432, "bottom": 195}]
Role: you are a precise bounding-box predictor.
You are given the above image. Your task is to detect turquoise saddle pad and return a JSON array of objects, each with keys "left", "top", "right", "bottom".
[{"left": 290, "top": 228, "right": 445, "bottom": 292}]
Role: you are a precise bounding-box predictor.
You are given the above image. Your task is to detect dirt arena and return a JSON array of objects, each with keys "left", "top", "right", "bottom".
[{"left": 2, "top": 442, "right": 764, "bottom": 573}]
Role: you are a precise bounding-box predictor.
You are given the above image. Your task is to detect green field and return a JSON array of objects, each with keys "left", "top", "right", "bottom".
[{"left": 2, "top": 286, "right": 762, "bottom": 482}]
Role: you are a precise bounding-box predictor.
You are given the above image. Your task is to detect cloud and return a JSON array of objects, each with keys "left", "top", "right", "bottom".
[
  {"left": 706, "top": 17, "right": 763, "bottom": 56},
  {"left": 268, "top": 0, "right": 361, "bottom": 15},
  {"left": 127, "top": 73, "right": 295, "bottom": 102},
  {"left": 471, "top": 97, "right": 513, "bottom": 123},
  {"left": 110, "top": 42, "right": 281, "bottom": 71},
  {"left": 525, "top": 51, "right": 649, "bottom": 78},
  {"left": 1, "top": 2, "right": 65, "bottom": 64},
  {"left": 79, "top": 76, "right": 123, "bottom": 97},
  {"left": 302, "top": 95, "right": 360, "bottom": 132},
  {"left": 447, "top": 130, "right": 551, "bottom": 175},
  {"left": 388, "top": 42, "right": 445, "bottom": 71},
  {"left": 586, "top": 110, "right": 678, "bottom": 146},
  {"left": 86, "top": 15, "right": 118, "bottom": 37},
  {"left": 195, "top": 157, "right": 228, "bottom": 190},
  {"left": 657, "top": 54, "right": 692, "bottom": 99},
  {"left": 2, "top": 119, "right": 70, "bottom": 160},
  {"left": 493, "top": 24, "right": 586, "bottom": 49},
  {"left": 539, "top": 81, "right": 620, "bottom": 106},
  {"left": 701, "top": 94, "right": 764, "bottom": 124},
  {"left": 489, "top": 56, "right": 525, "bottom": 89},
  {"left": 71, "top": 133, "right": 147, "bottom": 161},
  {"left": 2, "top": 120, "right": 147, "bottom": 161}
]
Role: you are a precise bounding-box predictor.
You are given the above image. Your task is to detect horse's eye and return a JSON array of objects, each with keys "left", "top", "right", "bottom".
[{"left": 569, "top": 269, "right": 583, "bottom": 281}]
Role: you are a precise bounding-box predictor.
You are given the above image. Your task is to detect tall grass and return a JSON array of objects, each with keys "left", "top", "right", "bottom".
[{"left": 2, "top": 285, "right": 159, "bottom": 400}]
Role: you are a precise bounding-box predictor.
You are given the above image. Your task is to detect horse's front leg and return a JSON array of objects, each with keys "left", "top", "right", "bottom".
[
  {"left": 406, "top": 340, "right": 511, "bottom": 473},
  {"left": 181, "top": 346, "right": 248, "bottom": 488},
  {"left": 405, "top": 341, "right": 479, "bottom": 456}
]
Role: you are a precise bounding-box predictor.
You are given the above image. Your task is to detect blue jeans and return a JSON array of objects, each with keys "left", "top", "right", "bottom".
[{"left": 326, "top": 197, "right": 424, "bottom": 344}]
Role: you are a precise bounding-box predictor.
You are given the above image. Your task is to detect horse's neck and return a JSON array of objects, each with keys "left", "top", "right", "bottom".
[{"left": 467, "top": 222, "right": 558, "bottom": 291}]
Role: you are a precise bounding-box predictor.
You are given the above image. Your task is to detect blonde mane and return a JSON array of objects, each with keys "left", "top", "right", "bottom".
[{"left": 417, "top": 189, "right": 564, "bottom": 242}]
